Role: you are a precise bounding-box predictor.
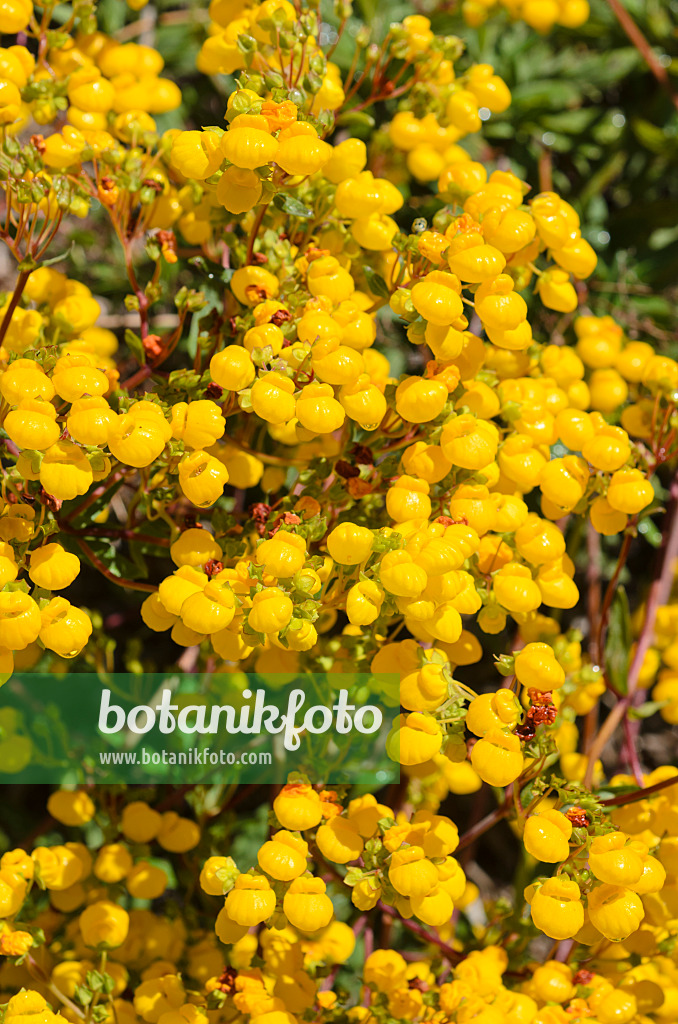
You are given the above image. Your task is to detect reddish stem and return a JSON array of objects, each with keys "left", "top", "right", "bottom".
[
  {"left": 0, "top": 269, "right": 31, "bottom": 348},
  {"left": 76, "top": 537, "right": 157, "bottom": 593},
  {"left": 376, "top": 902, "right": 463, "bottom": 963},
  {"left": 63, "top": 469, "right": 127, "bottom": 522},
  {"left": 121, "top": 364, "right": 153, "bottom": 391},
  {"left": 246, "top": 204, "right": 269, "bottom": 265},
  {"left": 457, "top": 798, "right": 510, "bottom": 851},
  {"left": 596, "top": 529, "right": 633, "bottom": 664},
  {"left": 607, "top": 0, "right": 678, "bottom": 113},
  {"left": 538, "top": 146, "right": 553, "bottom": 192},
  {"left": 587, "top": 522, "right": 602, "bottom": 666},
  {"left": 627, "top": 470, "right": 678, "bottom": 694},
  {"left": 622, "top": 714, "right": 644, "bottom": 786},
  {"left": 58, "top": 520, "right": 170, "bottom": 547}
]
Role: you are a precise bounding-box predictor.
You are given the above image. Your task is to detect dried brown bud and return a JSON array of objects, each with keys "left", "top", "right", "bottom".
[
  {"left": 204, "top": 383, "right": 224, "bottom": 401},
  {"left": 270, "top": 309, "right": 292, "bottom": 326},
  {"left": 347, "top": 478, "right": 373, "bottom": 499},
  {"left": 250, "top": 503, "right": 271, "bottom": 536},
  {"left": 529, "top": 704, "right": 558, "bottom": 726},
  {"left": 352, "top": 445, "right": 374, "bottom": 466},
  {"left": 216, "top": 966, "right": 238, "bottom": 995},
  {"left": 566, "top": 807, "right": 589, "bottom": 828},
  {"left": 335, "top": 460, "right": 360, "bottom": 479},
  {"left": 40, "top": 490, "right": 62, "bottom": 512},
  {"left": 515, "top": 722, "right": 536, "bottom": 741}
]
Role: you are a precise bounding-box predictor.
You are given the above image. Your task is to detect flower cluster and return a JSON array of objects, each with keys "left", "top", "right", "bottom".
[
  {"left": 0, "top": 0, "right": 678, "bottom": 1016},
  {"left": 2, "top": 780, "right": 678, "bottom": 1024},
  {"left": 0, "top": 21, "right": 180, "bottom": 139},
  {"left": 2, "top": 1, "right": 668, "bottom": 700}
]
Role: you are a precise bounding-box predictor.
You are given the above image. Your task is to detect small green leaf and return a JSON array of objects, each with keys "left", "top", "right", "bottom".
[
  {"left": 124, "top": 329, "right": 146, "bottom": 365},
  {"left": 637, "top": 517, "right": 663, "bottom": 548},
  {"left": 336, "top": 109, "right": 376, "bottom": 129},
  {"left": 632, "top": 118, "right": 678, "bottom": 155},
  {"left": 41, "top": 242, "right": 74, "bottom": 268},
  {"left": 343, "top": 867, "right": 365, "bottom": 887},
  {"left": 363, "top": 266, "right": 391, "bottom": 300},
  {"left": 74, "top": 985, "right": 93, "bottom": 1007},
  {"left": 605, "top": 585, "right": 631, "bottom": 696},
  {"left": 273, "top": 193, "right": 313, "bottom": 218},
  {"left": 628, "top": 699, "right": 668, "bottom": 720}
]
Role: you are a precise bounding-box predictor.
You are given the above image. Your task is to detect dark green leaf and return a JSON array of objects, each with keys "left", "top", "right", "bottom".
[
  {"left": 637, "top": 517, "right": 663, "bottom": 548},
  {"left": 124, "top": 329, "right": 146, "bottom": 365},
  {"left": 605, "top": 585, "right": 632, "bottom": 696},
  {"left": 509, "top": 80, "right": 583, "bottom": 110},
  {"left": 363, "top": 266, "right": 391, "bottom": 300},
  {"left": 273, "top": 193, "right": 313, "bottom": 218},
  {"left": 336, "top": 110, "right": 376, "bottom": 129}
]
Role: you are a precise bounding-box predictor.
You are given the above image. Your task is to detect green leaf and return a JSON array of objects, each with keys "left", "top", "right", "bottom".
[
  {"left": 41, "top": 242, "right": 74, "bottom": 268},
  {"left": 273, "top": 193, "right": 313, "bottom": 218},
  {"left": 343, "top": 867, "right": 365, "bottom": 887},
  {"left": 560, "top": 48, "right": 640, "bottom": 89},
  {"left": 363, "top": 266, "right": 391, "bottom": 300},
  {"left": 85, "top": 971, "right": 115, "bottom": 995},
  {"left": 637, "top": 516, "right": 663, "bottom": 548},
  {"left": 336, "top": 109, "right": 376, "bottom": 129},
  {"left": 301, "top": 515, "right": 328, "bottom": 543},
  {"left": 74, "top": 986, "right": 93, "bottom": 1007},
  {"left": 605, "top": 585, "right": 632, "bottom": 696},
  {"left": 127, "top": 542, "right": 150, "bottom": 581},
  {"left": 628, "top": 699, "right": 668, "bottom": 720},
  {"left": 541, "top": 109, "right": 600, "bottom": 134},
  {"left": 124, "top": 329, "right": 146, "bottom": 365},
  {"left": 509, "top": 79, "right": 583, "bottom": 111},
  {"left": 632, "top": 118, "right": 678, "bottom": 155}
]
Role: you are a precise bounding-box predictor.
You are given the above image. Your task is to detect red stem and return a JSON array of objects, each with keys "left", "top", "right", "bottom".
[
  {"left": 587, "top": 522, "right": 602, "bottom": 666},
  {"left": 63, "top": 468, "right": 127, "bottom": 522},
  {"left": 600, "top": 772, "right": 678, "bottom": 807},
  {"left": 121, "top": 364, "right": 153, "bottom": 391},
  {"left": 622, "top": 714, "right": 644, "bottom": 786},
  {"left": 626, "top": 470, "right": 678, "bottom": 694},
  {"left": 58, "top": 520, "right": 170, "bottom": 547},
  {"left": 0, "top": 269, "right": 31, "bottom": 348},
  {"left": 245, "top": 204, "right": 269, "bottom": 265},
  {"left": 457, "top": 799, "right": 510, "bottom": 851},
  {"left": 376, "top": 902, "right": 463, "bottom": 963},
  {"left": 75, "top": 537, "right": 157, "bottom": 593},
  {"left": 596, "top": 529, "right": 633, "bottom": 666}
]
